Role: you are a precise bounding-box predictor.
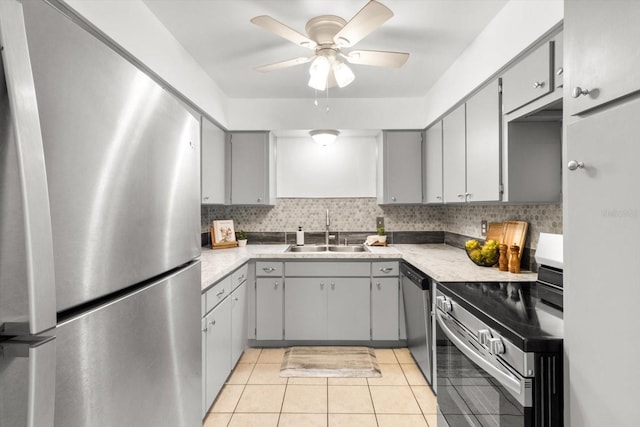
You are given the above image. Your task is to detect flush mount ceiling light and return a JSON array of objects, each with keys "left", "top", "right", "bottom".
[
  {"left": 310, "top": 129, "right": 340, "bottom": 146},
  {"left": 251, "top": 0, "right": 409, "bottom": 91}
]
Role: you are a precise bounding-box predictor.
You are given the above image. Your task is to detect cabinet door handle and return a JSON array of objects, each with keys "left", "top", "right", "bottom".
[
  {"left": 203, "top": 196, "right": 209, "bottom": 201},
  {"left": 202, "top": 326, "right": 208, "bottom": 332},
  {"left": 457, "top": 193, "right": 464, "bottom": 199},
  {"left": 274, "top": 281, "right": 279, "bottom": 289},
  {"left": 533, "top": 81, "right": 545, "bottom": 88},
  {"left": 257, "top": 197, "right": 262, "bottom": 203},
  {"left": 556, "top": 67, "right": 563, "bottom": 76},
  {"left": 466, "top": 192, "right": 472, "bottom": 200},
  {"left": 391, "top": 196, "right": 397, "bottom": 202},
  {"left": 379, "top": 267, "right": 393, "bottom": 273},
  {"left": 216, "top": 289, "right": 225, "bottom": 297},
  {"left": 320, "top": 282, "right": 325, "bottom": 290},
  {"left": 567, "top": 160, "right": 585, "bottom": 171},
  {"left": 209, "top": 320, "right": 216, "bottom": 327},
  {"left": 237, "top": 274, "right": 245, "bottom": 282},
  {"left": 262, "top": 267, "right": 276, "bottom": 273},
  {"left": 233, "top": 297, "right": 239, "bottom": 302},
  {"left": 376, "top": 282, "right": 381, "bottom": 290},
  {"left": 330, "top": 282, "right": 335, "bottom": 290},
  {"left": 436, "top": 195, "right": 442, "bottom": 200},
  {"left": 572, "top": 86, "right": 590, "bottom": 98}
]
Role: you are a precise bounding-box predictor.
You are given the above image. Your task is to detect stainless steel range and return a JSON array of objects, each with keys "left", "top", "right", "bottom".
[{"left": 434, "top": 234, "right": 564, "bottom": 427}]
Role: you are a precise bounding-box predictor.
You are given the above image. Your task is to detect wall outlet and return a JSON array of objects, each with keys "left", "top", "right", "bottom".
[
  {"left": 376, "top": 217, "right": 385, "bottom": 229},
  {"left": 481, "top": 220, "right": 487, "bottom": 236}
]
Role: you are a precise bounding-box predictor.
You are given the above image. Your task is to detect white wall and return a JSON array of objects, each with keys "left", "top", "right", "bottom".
[
  {"left": 227, "top": 97, "right": 426, "bottom": 131},
  {"left": 60, "top": 0, "right": 229, "bottom": 128},
  {"left": 276, "top": 135, "right": 378, "bottom": 198}
]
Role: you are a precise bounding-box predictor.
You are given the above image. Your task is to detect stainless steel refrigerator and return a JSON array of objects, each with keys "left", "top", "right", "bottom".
[{"left": 0, "top": 0, "right": 201, "bottom": 426}]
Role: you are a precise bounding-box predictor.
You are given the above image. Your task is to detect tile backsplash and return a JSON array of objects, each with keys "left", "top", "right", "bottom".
[{"left": 201, "top": 198, "right": 562, "bottom": 249}]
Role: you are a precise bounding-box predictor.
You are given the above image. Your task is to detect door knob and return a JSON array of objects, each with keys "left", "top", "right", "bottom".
[
  {"left": 567, "top": 160, "right": 585, "bottom": 171},
  {"left": 572, "top": 86, "right": 590, "bottom": 98}
]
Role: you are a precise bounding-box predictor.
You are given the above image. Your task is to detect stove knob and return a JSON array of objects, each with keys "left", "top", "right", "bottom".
[
  {"left": 436, "top": 296, "right": 452, "bottom": 313},
  {"left": 478, "top": 329, "right": 491, "bottom": 346},
  {"left": 488, "top": 337, "right": 505, "bottom": 355}
]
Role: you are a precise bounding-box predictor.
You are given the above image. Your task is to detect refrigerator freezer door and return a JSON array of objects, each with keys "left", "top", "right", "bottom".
[
  {"left": 0, "top": 0, "right": 56, "bottom": 335},
  {"left": 54, "top": 261, "right": 201, "bottom": 427},
  {"left": 20, "top": 0, "right": 201, "bottom": 312}
]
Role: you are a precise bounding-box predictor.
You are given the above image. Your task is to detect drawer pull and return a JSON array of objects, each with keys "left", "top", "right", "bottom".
[
  {"left": 237, "top": 274, "right": 245, "bottom": 281},
  {"left": 216, "top": 289, "right": 225, "bottom": 297},
  {"left": 262, "top": 267, "right": 276, "bottom": 273},
  {"left": 379, "top": 267, "right": 393, "bottom": 273}
]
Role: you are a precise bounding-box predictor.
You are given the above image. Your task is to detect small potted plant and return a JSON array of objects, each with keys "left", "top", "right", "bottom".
[
  {"left": 376, "top": 226, "right": 387, "bottom": 243},
  {"left": 235, "top": 230, "right": 248, "bottom": 247}
]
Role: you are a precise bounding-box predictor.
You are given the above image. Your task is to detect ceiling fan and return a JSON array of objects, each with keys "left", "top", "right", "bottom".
[{"left": 250, "top": 0, "right": 409, "bottom": 90}]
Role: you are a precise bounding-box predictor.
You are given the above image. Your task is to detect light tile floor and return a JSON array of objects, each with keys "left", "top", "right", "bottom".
[{"left": 203, "top": 347, "right": 438, "bottom": 427}]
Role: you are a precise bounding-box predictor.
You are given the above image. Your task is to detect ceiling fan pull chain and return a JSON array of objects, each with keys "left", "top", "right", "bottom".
[{"left": 326, "top": 86, "right": 330, "bottom": 112}]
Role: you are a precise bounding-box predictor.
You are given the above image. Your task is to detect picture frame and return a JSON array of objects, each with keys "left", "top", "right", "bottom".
[{"left": 212, "top": 220, "right": 236, "bottom": 244}]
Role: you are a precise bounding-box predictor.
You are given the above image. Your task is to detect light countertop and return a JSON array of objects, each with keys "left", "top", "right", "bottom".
[{"left": 199, "top": 243, "right": 537, "bottom": 293}]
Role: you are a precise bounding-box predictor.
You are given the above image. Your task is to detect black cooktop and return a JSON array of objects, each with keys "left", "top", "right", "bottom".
[{"left": 437, "top": 281, "right": 564, "bottom": 352}]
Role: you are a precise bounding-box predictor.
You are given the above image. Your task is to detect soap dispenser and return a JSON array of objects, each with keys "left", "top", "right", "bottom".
[{"left": 296, "top": 226, "right": 304, "bottom": 246}]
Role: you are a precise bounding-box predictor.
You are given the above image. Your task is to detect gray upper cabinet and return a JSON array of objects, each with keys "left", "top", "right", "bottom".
[
  {"left": 423, "top": 123, "right": 443, "bottom": 204},
  {"left": 502, "top": 41, "right": 553, "bottom": 114},
  {"left": 442, "top": 104, "right": 466, "bottom": 203},
  {"left": 377, "top": 130, "right": 423, "bottom": 204},
  {"left": 553, "top": 32, "right": 563, "bottom": 90},
  {"left": 228, "top": 131, "right": 275, "bottom": 205},
  {"left": 465, "top": 79, "right": 501, "bottom": 202},
  {"left": 201, "top": 118, "right": 226, "bottom": 204},
  {"left": 565, "top": 1, "right": 640, "bottom": 116}
]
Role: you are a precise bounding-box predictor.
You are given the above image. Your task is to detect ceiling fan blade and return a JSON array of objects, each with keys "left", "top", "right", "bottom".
[
  {"left": 343, "top": 50, "right": 409, "bottom": 68},
  {"left": 255, "top": 56, "right": 314, "bottom": 73},
  {"left": 333, "top": 0, "right": 393, "bottom": 48},
  {"left": 251, "top": 15, "right": 317, "bottom": 49}
]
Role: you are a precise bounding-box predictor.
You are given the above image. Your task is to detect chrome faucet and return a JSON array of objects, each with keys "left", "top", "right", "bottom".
[{"left": 325, "top": 209, "right": 330, "bottom": 246}]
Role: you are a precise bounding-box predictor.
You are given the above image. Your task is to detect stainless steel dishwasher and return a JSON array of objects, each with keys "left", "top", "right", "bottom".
[{"left": 400, "top": 262, "right": 433, "bottom": 385}]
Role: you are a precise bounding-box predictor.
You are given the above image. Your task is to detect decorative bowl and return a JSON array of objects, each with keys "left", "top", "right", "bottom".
[{"left": 465, "top": 247, "right": 499, "bottom": 267}]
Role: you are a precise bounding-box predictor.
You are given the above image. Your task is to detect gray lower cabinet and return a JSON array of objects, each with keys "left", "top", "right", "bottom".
[
  {"left": 201, "top": 263, "right": 248, "bottom": 416},
  {"left": 256, "top": 277, "right": 284, "bottom": 340},
  {"left": 203, "top": 297, "right": 231, "bottom": 414},
  {"left": 327, "top": 278, "right": 370, "bottom": 340},
  {"left": 371, "top": 277, "right": 400, "bottom": 340},
  {"left": 285, "top": 277, "right": 370, "bottom": 341},
  {"left": 230, "top": 281, "right": 247, "bottom": 366},
  {"left": 284, "top": 278, "right": 328, "bottom": 340}
]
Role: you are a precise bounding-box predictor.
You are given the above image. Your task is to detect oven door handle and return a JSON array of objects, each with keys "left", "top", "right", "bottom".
[{"left": 436, "top": 309, "right": 531, "bottom": 407}]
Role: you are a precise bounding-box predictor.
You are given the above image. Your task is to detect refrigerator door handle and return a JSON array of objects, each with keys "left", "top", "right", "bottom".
[
  {"left": 0, "top": 0, "right": 56, "bottom": 335},
  {"left": 0, "top": 336, "right": 56, "bottom": 427}
]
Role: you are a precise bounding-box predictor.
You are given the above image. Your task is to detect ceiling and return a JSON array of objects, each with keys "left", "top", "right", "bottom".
[{"left": 142, "top": 0, "right": 509, "bottom": 100}]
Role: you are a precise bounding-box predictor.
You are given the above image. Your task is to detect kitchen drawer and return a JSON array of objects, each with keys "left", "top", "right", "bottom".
[
  {"left": 205, "top": 275, "right": 231, "bottom": 313},
  {"left": 372, "top": 261, "right": 399, "bottom": 277},
  {"left": 231, "top": 263, "right": 248, "bottom": 290},
  {"left": 285, "top": 261, "right": 370, "bottom": 277},
  {"left": 256, "top": 261, "right": 283, "bottom": 277}
]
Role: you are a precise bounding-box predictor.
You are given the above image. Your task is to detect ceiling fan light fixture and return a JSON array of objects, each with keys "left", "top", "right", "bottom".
[
  {"left": 310, "top": 129, "right": 340, "bottom": 146},
  {"left": 333, "top": 61, "right": 355, "bottom": 88},
  {"left": 308, "top": 56, "right": 330, "bottom": 90}
]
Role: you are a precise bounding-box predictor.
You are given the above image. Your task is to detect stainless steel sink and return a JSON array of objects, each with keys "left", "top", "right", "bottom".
[
  {"left": 285, "top": 245, "right": 369, "bottom": 253},
  {"left": 286, "top": 245, "right": 328, "bottom": 252},
  {"left": 328, "top": 245, "right": 368, "bottom": 252}
]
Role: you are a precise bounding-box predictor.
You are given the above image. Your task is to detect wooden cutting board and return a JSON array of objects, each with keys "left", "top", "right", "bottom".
[
  {"left": 501, "top": 221, "right": 528, "bottom": 250},
  {"left": 486, "top": 222, "right": 504, "bottom": 242}
]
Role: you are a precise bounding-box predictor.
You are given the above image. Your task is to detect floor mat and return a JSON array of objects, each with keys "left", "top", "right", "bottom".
[{"left": 280, "top": 346, "right": 382, "bottom": 378}]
